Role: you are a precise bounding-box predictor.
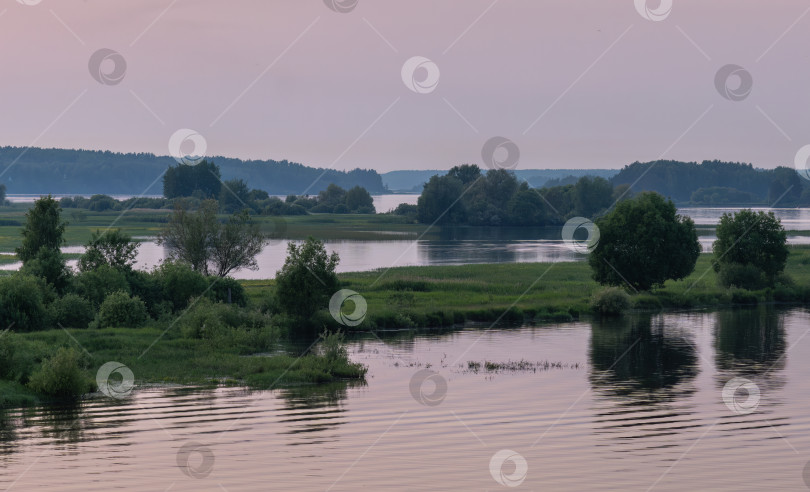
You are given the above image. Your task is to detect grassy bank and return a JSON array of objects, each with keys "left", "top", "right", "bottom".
[
  {"left": 245, "top": 246, "right": 810, "bottom": 329},
  {"left": 1, "top": 324, "right": 366, "bottom": 408},
  {"left": 0, "top": 206, "right": 427, "bottom": 250}
]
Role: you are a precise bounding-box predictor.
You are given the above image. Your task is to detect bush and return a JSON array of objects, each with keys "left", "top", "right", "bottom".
[
  {"left": 0, "top": 274, "right": 49, "bottom": 331},
  {"left": 275, "top": 238, "right": 340, "bottom": 319},
  {"left": 155, "top": 261, "right": 208, "bottom": 312},
  {"left": 591, "top": 287, "right": 631, "bottom": 316},
  {"left": 93, "top": 291, "right": 149, "bottom": 329},
  {"left": 717, "top": 263, "right": 766, "bottom": 290},
  {"left": 126, "top": 269, "right": 170, "bottom": 319},
  {"left": 27, "top": 347, "right": 91, "bottom": 398},
  {"left": 179, "top": 297, "right": 276, "bottom": 351},
  {"left": 207, "top": 276, "right": 248, "bottom": 307},
  {"left": 47, "top": 294, "right": 94, "bottom": 328},
  {"left": 71, "top": 265, "right": 130, "bottom": 306},
  {"left": 0, "top": 333, "right": 17, "bottom": 379}
]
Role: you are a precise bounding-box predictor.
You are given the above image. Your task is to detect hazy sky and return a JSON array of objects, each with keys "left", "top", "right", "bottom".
[{"left": 1, "top": 0, "right": 809, "bottom": 172}]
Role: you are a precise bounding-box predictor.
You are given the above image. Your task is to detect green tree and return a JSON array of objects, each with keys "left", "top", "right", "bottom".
[
  {"left": 16, "top": 196, "right": 69, "bottom": 290},
  {"left": 219, "top": 178, "right": 252, "bottom": 214},
  {"left": 447, "top": 164, "right": 482, "bottom": 186},
  {"left": 275, "top": 237, "right": 340, "bottom": 319},
  {"left": 712, "top": 209, "right": 788, "bottom": 288},
  {"left": 574, "top": 176, "right": 613, "bottom": 217},
  {"left": 589, "top": 192, "right": 701, "bottom": 291},
  {"left": 0, "top": 183, "right": 6, "bottom": 205},
  {"left": 163, "top": 160, "right": 222, "bottom": 199},
  {"left": 210, "top": 209, "right": 266, "bottom": 277},
  {"left": 345, "top": 186, "right": 375, "bottom": 213},
  {"left": 78, "top": 229, "right": 139, "bottom": 272},
  {"left": 158, "top": 200, "right": 267, "bottom": 277},
  {"left": 417, "top": 175, "right": 466, "bottom": 224},
  {"left": 16, "top": 195, "right": 66, "bottom": 263}
]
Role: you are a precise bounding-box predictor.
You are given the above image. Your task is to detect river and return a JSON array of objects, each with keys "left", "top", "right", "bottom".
[
  {"left": 1, "top": 307, "right": 808, "bottom": 490},
  {"left": 3, "top": 204, "right": 809, "bottom": 278}
]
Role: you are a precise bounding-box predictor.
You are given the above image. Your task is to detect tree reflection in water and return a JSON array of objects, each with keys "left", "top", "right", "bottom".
[{"left": 589, "top": 314, "right": 699, "bottom": 403}]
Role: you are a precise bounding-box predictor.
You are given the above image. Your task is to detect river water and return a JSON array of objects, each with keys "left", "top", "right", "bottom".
[
  {"left": 3, "top": 205, "right": 809, "bottom": 278},
  {"left": 1, "top": 307, "right": 808, "bottom": 490}
]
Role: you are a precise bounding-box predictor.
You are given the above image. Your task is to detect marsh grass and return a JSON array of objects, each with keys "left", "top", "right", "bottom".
[{"left": 244, "top": 247, "right": 810, "bottom": 330}]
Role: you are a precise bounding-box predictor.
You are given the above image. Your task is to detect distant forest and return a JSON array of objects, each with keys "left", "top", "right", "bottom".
[
  {"left": 612, "top": 160, "right": 810, "bottom": 206},
  {"left": 0, "top": 147, "right": 387, "bottom": 195},
  {"left": 382, "top": 169, "right": 618, "bottom": 192}
]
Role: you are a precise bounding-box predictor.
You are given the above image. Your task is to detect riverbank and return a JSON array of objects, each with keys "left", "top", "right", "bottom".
[
  {"left": 0, "top": 325, "right": 366, "bottom": 408},
  {"left": 245, "top": 246, "right": 810, "bottom": 329},
  {"left": 0, "top": 205, "right": 428, "bottom": 250}
]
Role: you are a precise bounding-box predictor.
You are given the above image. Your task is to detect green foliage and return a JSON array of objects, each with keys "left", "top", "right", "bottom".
[
  {"left": 219, "top": 178, "right": 252, "bottom": 213},
  {"left": 20, "top": 246, "right": 70, "bottom": 293},
  {"left": 178, "top": 297, "right": 275, "bottom": 351},
  {"left": 416, "top": 165, "right": 617, "bottom": 226},
  {"left": 207, "top": 276, "right": 248, "bottom": 307},
  {"left": 713, "top": 210, "right": 788, "bottom": 288},
  {"left": 318, "top": 330, "right": 348, "bottom": 364},
  {"left": 154, "top": 261, "right": 208, "bottom": 312},
  {"left": 591, "top": 287, "right": 631, "bottom": 316},
  {"left": 589, "top": 192, "right": 701, "bottom": 291},
  {"left": 690, "top": 187, "right": 761, "bottom": 205},
  {"left": 0, "top": 274, "right": 48, "bottom": 332},
  {"left": 15, "top": 195, "right": 66, "bottom": 263},
  {"left": 417, "top": 173, "right": 467, "bottom": 224},
  {"left": 158, "top": 200, "right": 267, "bottom": 277},
  {"left": 612, "top": 160, "right": 809, "bottom": 205},
  {"left": 47, "top": 294, "right": 94, "bottom": 329},
  {"left": 71, "top": 265, "right": 130, "bottom": 306},
  {"left": 345, "top": 186, "right": 375, "bottom": 213},
  {"left": 0, "top": 332, "right": 17, "bottom": 379},
  {"left": 27, "top": 347, "right": 91, "bottom": 398},
  {"left": 163, "top": 160, "right": 223, "bottom": 200},
  {"left": 93, "top": 291, "right": 149, "bottom": 329},
  {"left": 79, "top": 229, "right": 139, "bottom": 272},
  {"left": 275, "top": 237, "right": 340, "bottom": 319}
]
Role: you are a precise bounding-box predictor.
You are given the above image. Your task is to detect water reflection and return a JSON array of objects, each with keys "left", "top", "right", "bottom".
[
  {"left": 589, "top": 314, "right": 699, "bottom": 402},
  {"left": 714, "top": 306, "right": 787, "bottom": 400},
  {"left": 714, "top": 306, "right": 786, "bottom": 374}
]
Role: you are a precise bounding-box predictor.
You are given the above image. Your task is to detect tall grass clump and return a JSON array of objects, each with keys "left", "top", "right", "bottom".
[
  {"left": 27, "top": 347, "right": 92, "bottom": 398},
  {"left": 591, "top": 287, "right": 631, "bottom": 316}
]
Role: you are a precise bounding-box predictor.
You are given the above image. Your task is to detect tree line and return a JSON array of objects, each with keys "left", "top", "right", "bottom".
[
  {"left": 611, "top": 160, "right": 810, "bottom": 206},
  {"left": 404, "top": 164, "right": 626, "bottom": 226},
  {"left": 0, "top": 146, "right": 386, "bottom": 195}
]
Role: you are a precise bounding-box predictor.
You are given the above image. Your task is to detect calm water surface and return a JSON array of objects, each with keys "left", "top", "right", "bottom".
[
  {"left": 1, "top": 205, "right": 809, "bottom": 278},
  {"left": 1, "top": 307, "right": 809, "bottom": 491}
]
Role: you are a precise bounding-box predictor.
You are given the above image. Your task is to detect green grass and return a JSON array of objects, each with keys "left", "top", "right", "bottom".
[
  {"left": 0, "top": 205, "right": 426, "bottom": 250},
  {"left": 2, "top": 323, "right": 366, "bottom": 408},
  {"left": 244, "top": 246, "right": 810, "bottom": 329}
]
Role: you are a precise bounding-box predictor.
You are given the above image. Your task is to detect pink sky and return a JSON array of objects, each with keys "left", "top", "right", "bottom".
[{"left": 1, "top": 0, "right": 808, "bottom": 171}]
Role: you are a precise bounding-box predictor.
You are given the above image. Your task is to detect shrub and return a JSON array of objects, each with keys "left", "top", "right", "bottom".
[
  {"left": 0, "top": 333, "right": 17, "bottom": 379},
  {"left": 47, "top": 294, "right": 94, "bottom": 328},
  {"left": 0, "top": 274, "right": 49, "bottom": 331},
  {"left": 591, "top": 287, "right": 631, "bottom": 316},
  {"left": 207, "top": 276, "right": 247, "bottom": 307},
  {"left": 71, "top": 265, "right": 130, "bottom": 306},
  {"left": 27, "top": 347, "right": 91, "bottom": 398},
  {"left": 275, "top": 238, "right": 340, "bottom": 319},
  {"left": 713, "top": 210, "right": 788, "bottom": 287},
  {"left": 125, "top": 269, "right": 169, "bottom": 319},
  {"left": 179, "top": 297, "right": 276, "bottom": 351},
  {"left": 155, "top": 261, "right": 208, "bottom": 312},
  {"left": 93, "top": 291, "right": 149, "bottom": 329},
  {"left": 717, "top": 263, "right": 766, "bottom": 290}
]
